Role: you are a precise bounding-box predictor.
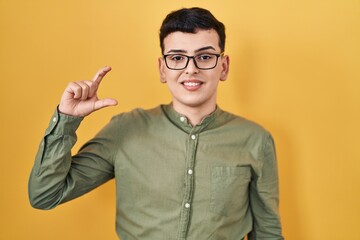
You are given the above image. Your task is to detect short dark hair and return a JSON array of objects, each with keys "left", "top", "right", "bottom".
[{"left": 159, "top": 7, "right": 226, "bottom": 54}]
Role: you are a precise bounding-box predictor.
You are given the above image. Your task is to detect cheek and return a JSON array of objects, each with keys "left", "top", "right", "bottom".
[
  {"left": 205, "top": 70, "right": 222, "bottom": 82},
  {"left": 165, "top": 70, "right": 182, "bottom": 81}
]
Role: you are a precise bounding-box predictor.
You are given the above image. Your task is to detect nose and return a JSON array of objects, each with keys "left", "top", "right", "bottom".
[{"left": 185, "top": 57, "right": 199, "bottom": 74}]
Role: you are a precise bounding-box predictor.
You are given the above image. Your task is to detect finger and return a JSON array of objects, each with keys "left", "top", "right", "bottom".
[
  {"left": 92, "top": 66, "right": 112, "bottom": 84},
  {"left": 93, "top": 98, "right": 118, "bottom": 111},
  {"left": 82, "top": 80, "right": 97, "bottom": 98},
  {"left": 65, "top": 82, "right": 82, "bottom": 99},
  {"left": 76, "top": 81, "right": 90, "bottom": 100}
]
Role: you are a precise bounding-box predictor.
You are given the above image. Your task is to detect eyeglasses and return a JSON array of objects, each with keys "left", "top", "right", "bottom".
[{"left": 163, "top": 52, "right": 224, "bottom": 70}]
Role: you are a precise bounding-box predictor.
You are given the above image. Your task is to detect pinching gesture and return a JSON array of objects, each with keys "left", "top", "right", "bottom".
[{"left": 58, "top": 66, "right": 118, "bottom": 117}]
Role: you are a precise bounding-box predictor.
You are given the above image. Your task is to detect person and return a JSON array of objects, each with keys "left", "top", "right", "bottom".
[{"left": 28, "top": 7, "right": 284, "bottom": 240}]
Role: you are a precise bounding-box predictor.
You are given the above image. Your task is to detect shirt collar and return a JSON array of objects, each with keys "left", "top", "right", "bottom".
[{"left": 161, "top": 103, "right": 226, "bottom": 133}]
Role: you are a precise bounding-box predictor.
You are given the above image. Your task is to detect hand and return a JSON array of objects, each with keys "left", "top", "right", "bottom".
[{"left": 58, "top": 66, "right": 118, "bottom": 117}]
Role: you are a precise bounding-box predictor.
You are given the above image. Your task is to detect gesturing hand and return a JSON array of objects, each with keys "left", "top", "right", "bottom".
[{"left": 58, "top": 66, "right": 118, "bottom": 117}]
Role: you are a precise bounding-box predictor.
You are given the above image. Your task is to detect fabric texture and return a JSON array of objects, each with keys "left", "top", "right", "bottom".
[{"left": 29, "top": 104, "right": 283, "bottom": 240}]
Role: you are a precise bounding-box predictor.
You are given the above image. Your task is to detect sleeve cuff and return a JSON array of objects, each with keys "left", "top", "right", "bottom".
[{"left": 44, "top": 107, "right": 84, "bottom": 136}]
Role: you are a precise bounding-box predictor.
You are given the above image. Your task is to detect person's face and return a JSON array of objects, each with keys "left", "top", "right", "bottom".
[{"left": 158, "top": 29, "right": 229, "bottom": 111}]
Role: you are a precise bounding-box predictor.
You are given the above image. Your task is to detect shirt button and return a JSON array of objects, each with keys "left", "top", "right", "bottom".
[
  {"left": 180, "top": 116, "right": 186, "bottom": 122},
  {"left": 52, "top": 117, "right": 57, "bottom": 122},
  {"left": 191, "top": 135, "right": 196, "bottom": 140},
  {"left": 188, "top": 169, "right": 193, "bottom": 175},
  {"left": 185, "top": 203, "right": 191, "bottom": 208}
]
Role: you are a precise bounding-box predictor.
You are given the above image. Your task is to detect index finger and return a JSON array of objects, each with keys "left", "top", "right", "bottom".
[{"left": 92, "top": 66, "right": 112, "bottom": 84}]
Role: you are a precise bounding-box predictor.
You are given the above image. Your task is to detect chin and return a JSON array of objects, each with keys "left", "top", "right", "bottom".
[{"left": 178, "top": 99, "right": 211, "bottom": 109}]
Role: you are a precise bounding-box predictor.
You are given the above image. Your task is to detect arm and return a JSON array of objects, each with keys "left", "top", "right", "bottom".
[
  {"left": 28, "top": 66, "right": 118, "bottom": 209},
  {"left": 248, "top": 134, "right": 284, "bottom": 240}
]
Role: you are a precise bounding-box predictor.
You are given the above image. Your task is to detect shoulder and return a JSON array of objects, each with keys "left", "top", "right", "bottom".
[
  {"left": 218, "top": 110, "right": 276, "bottom": 157},
  {"left": 216, "top": 109, "right": 275, "bottom": 152},
  {"left": 110, "top": 105, "right": 164, "bottom": 126},
  {"left": 219, "top": 109, "right": 270, "bottom": 137}
]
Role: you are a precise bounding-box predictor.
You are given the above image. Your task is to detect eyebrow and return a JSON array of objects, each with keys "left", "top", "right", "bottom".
[
  {"left": 195, "top": 46, "right": 216, "bottom": 53},
  {"left": 166, "top": 46, "right": 216, "bottom": 54}
]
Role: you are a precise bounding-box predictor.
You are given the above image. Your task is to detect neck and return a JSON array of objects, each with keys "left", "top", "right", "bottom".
[{"left": 172, "top": 102, "right": 217, "bottom": 126}]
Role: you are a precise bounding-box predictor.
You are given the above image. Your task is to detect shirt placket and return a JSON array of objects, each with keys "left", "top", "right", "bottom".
[{"left": 177, "top": 129, "right": 199, "bottom": 240}]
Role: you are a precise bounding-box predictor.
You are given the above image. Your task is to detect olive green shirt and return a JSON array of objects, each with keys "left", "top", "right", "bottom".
[{"left": 29, "top": 104, "right": 283, "bottom": 240}]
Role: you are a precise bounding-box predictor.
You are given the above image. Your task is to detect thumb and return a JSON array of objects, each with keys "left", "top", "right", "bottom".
[{"left": 93, "top": 98, "right": 118, "bottom": 111}]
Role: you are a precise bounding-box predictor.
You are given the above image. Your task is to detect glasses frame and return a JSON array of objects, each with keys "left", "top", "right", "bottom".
[{"left": 163, "top": 52, "right": 224, "bottom": 70}]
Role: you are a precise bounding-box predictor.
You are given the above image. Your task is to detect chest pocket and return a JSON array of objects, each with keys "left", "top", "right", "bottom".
[{"left": 210, "top": 166, "right": 251, "bottom": 216}]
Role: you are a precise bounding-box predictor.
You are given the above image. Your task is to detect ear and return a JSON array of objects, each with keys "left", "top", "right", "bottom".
[
  {"left": 158, "top": 57, "right": 167, "bottom": 83},
  {"left": 220, "top": 55, "right": 230, "bottom": 81}
]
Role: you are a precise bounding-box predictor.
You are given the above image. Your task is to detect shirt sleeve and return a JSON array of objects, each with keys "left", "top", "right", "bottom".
[
  {"left": 28, "top": 107, "right": 115, "bottom": 210},
  {"left": 248, "top": 133, "right": 284, "bottom": 240}
]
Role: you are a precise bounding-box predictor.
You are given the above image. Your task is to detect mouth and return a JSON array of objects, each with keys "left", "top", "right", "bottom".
[{"left": 181, "top": 80, "right": 203, "bottom": 91}]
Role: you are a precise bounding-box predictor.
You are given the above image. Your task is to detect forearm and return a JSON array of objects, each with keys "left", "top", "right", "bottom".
[
  {"left": 29, "top": 67, "right": 117, "bottom": 209},
  {"left": 28, "top": 109, "right": 82, "bottom": 209}
]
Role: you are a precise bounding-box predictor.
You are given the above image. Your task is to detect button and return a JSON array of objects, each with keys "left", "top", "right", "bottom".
[
  {"left": 191, "top": 135, "right": 196, "bottom": 140},
  {"left": 180, "top": 116, "right": 186, "bottom": 122},
  {"left": 52, "top": 117, "right": 57, "bottom": 122},
  {"left": 185, "top": 203, "right": 191, "bottom": 208},
  {"left": 188, "top": 169, "right": 193, "bottom": 175}
]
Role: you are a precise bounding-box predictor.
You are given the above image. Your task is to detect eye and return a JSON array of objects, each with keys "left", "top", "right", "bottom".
[
  {"left": 196, "top": 54, "right": 213, "bottom": 61},
  {"left": 169, "top": 55, "right": 185, "bottom": 61}
]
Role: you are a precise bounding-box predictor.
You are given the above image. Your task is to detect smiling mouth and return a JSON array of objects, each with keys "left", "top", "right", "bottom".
[
  {"left": 181, "top": 80, "right": 203, "bottom": 91},
  {"left": 183, "top": 82, "right": 201, "bottom": 87}
]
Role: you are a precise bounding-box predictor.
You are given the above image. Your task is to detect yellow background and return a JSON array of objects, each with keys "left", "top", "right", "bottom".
[{"left": 1, "top": 0, "right": 359, "bottom": 239}]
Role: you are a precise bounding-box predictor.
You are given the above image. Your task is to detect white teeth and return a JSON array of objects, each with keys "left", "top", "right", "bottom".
[{"left": 184, "top": 82, "right": 200, "bottom": 87}]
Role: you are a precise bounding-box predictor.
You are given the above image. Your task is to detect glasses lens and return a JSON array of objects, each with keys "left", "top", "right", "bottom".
[
  {"left": 165, "top": 54, "right": 188, "bottom": 70},
  {"left": 194, "top": 54, "right": 218, "bottom": 69}
]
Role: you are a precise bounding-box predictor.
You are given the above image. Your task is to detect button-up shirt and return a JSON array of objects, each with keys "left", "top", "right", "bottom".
[{"left": 29, "top": 104, "right": 283, "bottom": 239}]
